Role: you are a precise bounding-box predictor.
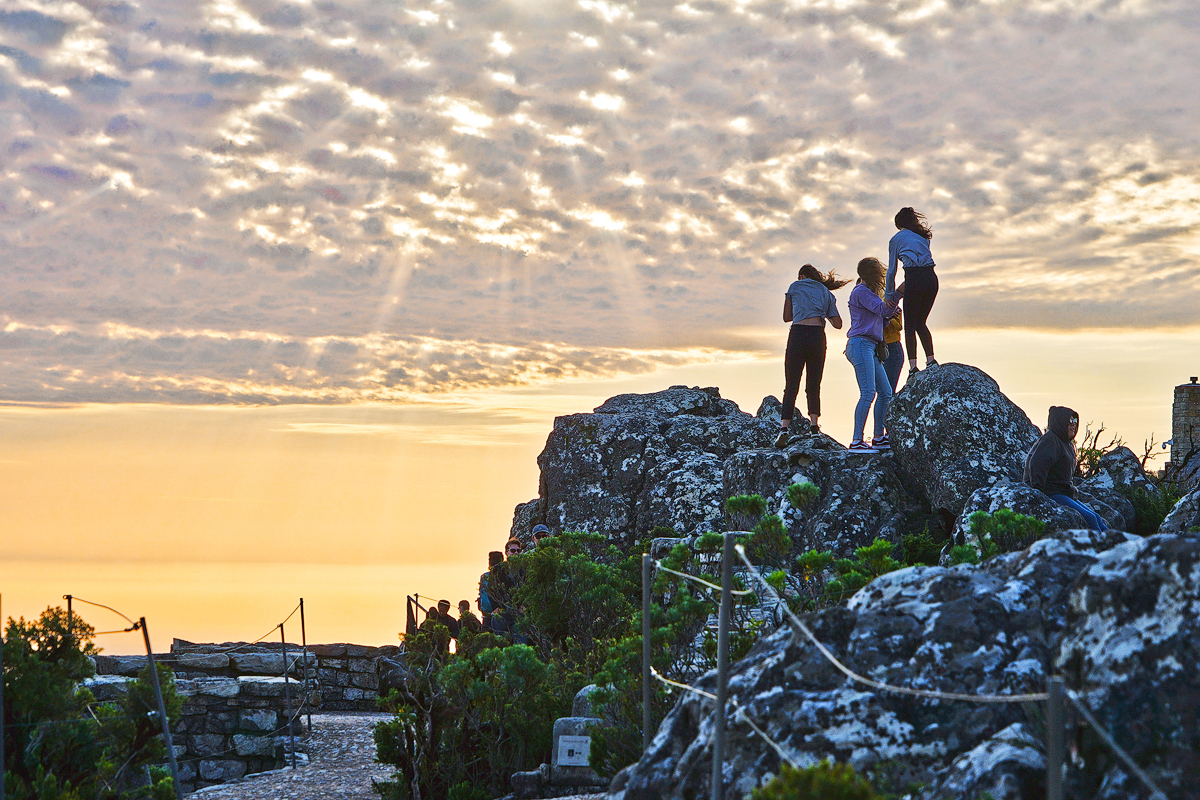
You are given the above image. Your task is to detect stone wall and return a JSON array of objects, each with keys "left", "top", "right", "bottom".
[
  {"left": 89, "top": 640, "right": 400, "bottom": 790},
  {"left": 84, "top": 673, "right": 311, "bottom": 792}
]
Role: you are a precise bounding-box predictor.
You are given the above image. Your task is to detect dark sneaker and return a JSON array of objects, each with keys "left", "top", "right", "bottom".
[
  {"left": 809, "top": 423, "right": 820, "bottom": 435},
  {"left": 872, "top": 436, "right": 891, "bottom": 451},
  {"left": 848, "top": 440, "right": 879, "bottom": 453},
  {"left": 926, "top": 359, "right": 939, "bottom": 368},
  {"left": 773, "top": 429, "right": 791, "bottom": 448}
]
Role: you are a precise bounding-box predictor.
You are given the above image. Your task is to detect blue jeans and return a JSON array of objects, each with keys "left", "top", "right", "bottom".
[
  {"left": 882, "top": 339, "right": 905, "bottom": 393},
  {"left": 846, "top": 336, "right": 893, "bottom": 442},
  {"left": 1049, "top": 494, "right": 1109, "bottom": 531}
]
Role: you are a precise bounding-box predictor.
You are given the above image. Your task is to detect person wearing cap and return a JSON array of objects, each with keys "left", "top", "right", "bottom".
[
  {"left": 1024, "top": 406, "right": 1108, "bottom": 531},
  {"left": 478, "top": 550, "right": 504, "bottom": 631},
  {"left": 532, "top": 524, "right": 552, "bottom": 546}
]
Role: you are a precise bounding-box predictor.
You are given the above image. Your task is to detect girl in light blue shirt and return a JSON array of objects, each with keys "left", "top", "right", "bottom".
[{"left": 886, "top": 207, "right": 938, "bottom": 373}]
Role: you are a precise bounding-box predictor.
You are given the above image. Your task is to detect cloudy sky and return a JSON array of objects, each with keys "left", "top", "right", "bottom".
[
  {"left": 3, "top": 0, "right": 1197, "bottom": 404},
  {"left": 2, "top": 0, "right": 1198, "bottom": 645}
]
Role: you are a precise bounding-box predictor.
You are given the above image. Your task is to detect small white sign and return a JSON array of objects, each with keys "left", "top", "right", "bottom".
[{"left": 557, "top": 735, "right": 591, "bottom": 767}]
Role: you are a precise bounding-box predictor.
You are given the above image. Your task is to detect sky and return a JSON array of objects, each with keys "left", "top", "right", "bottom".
[{"left": 1, "top": 0, "right": 1198, "bottom": 650}]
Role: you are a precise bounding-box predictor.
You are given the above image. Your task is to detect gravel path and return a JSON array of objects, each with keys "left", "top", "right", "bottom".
[
  {"left": 191, "top": 712, "right": 393, "bottom": 800},
  {"left": 188, "top": 711, "right": 607, "bottom": 800}
]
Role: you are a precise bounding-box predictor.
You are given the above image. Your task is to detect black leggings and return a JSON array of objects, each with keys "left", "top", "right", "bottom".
[
  {"left": 903, "top": 267, "right": 938, "bottom": 360},
  {"left": 781, "top": 325, "right": 826, "bottom": 421}
]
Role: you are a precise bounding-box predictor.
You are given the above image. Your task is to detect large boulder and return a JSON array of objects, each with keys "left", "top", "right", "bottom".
[
  {"left": 1057, "top": 535, "right": 1200, "bottom": 799},
  {"left": 522, "top": 386, "right": 773, "bottom": 547},
  {"left": 1159, "top": 489, "right": 1200, "bottom": 534},
  {"left": 887, "top": 364, "right": 1040, "bottom": 517},
  {"left": 724, "top": 437, "right": 919, "bottom": 558},
  {"left": 612, "top": 528, "right": 1137, "bottom": 800},
  {"left": 953, "top": 482, "right": 1088, "bottom": 543}
]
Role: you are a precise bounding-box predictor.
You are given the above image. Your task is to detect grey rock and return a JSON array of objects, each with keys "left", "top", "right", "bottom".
[
  {"left": 238, "top": 709, "right": 277, "bottom": 733},
  {"left": 82, "top": 675, "right": 133, "bottom": 702},
  {"left": 954, "top": 483, "right": 1088, "bottom": 543},
  {"left": 572, "top": 684, "right": 599, "bottom": 718},
  {"left": 233, "top": 733, "right": 275, "bottom": 757},
  {"left": 1057, "top": 534, "right": 1200, "bottom": 800},
  {"left": 614, "top": 529, "right": 1136, "bottom": 800},
  {"left": 511, "top": 763, "right": 549, "bottom": 799},
  {"left": 1160, "top": 488, "right": 1200, "bottom": 534},
  {"left": 94, "top": 655, "right": 149, "bottom": 677},
  {"left": 230, "top": 652, "right": 287, "bottom": 675},
  {"left": 918, "top": 723, "right": 1045, "bottom": 800},
  {"left": 531, "top": 386, "right": 771, "bottom": 547},
  {"left": 176, "top": 652, "right": 231, "bottom": 671},
  {"left": 887, "top": 363, "right": 1039, "bottom": 515},
  {"left": 188, "top": 734, "right": 227, "bottom": 757},
  {"left": 725, "top": 439, "right": 916, "bottom": 558}
]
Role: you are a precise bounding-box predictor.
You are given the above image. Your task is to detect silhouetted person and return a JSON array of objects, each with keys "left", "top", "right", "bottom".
[
  {"left": 479, "top": 550, "right": 504, "bottom": 631},
  {"left": 458, "top": 599, "right": 482, "bottom": 634},
  {"left": 1025, "top": 406, "right": 1109, "bottom": 531}
]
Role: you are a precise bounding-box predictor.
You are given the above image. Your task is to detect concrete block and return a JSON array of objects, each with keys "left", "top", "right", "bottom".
[{"left": 549, "top": 717, "right": 603, "bottom": 786}]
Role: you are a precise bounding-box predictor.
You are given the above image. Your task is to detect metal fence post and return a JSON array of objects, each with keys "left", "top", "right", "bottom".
[
  {"left": 299, "top": 599, "right": 311, "bottom": 733},
  {"left": 280, "top": 625, "right": 296, "bottom": 768},
  {"left": 139, "top": 618, "right": 183, "bottom": 798},
  {"left": 1047, "top": 676, "right": 1064, "bottom": 800},
  {"left": 711, "top": 532, "right": 734, "bottom": 800},
  {"left": 642, "top": 553, "right": 652, "bottom": 753}
]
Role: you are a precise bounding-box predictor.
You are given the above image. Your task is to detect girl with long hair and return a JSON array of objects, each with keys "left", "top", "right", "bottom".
[
  {"left": 846, "top": 257, "right": 899, "bottom": 452},
  {"left": 886, "top": 207, "right": 938, "bottom": 373},
  {"left": 774, "top": 264, "right": 849, "bottom": 448}
]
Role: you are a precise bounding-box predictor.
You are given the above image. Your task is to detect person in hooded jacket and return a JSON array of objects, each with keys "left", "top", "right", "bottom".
[{"left": 1023, "top": 406, "right": 1108, "bottom": 531}]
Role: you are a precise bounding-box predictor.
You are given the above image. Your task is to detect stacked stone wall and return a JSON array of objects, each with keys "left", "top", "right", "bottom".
[
  {"left": 89, "top": 640, "right": 400, "bottom": 789},
  {"left": 1171, "top": 379, "right": 1200, "bottom": 472}
]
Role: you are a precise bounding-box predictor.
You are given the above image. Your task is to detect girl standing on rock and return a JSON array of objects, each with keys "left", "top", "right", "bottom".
[
  {"left": 846, "top": 257, "right": 900, "bottom": 452},
  {"left": 886, "top": 207, "right": 938, "bottom": 373},
  {"left": 774, "top": 264, "right": 850, "bottom": 448}
]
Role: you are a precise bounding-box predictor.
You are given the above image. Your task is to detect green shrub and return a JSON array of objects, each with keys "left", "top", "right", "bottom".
[
  {"left": 900, "top": 525, "right": 942, "bottom": 566},
  {"left": 750, "top": 760, "right": 882, "bottom": 800},
  {"left": 786, "top": 481, "right": 820, "bottom": 509},
  {"left": 967, "top": 509, "right": 1045, "bottom": 555},
  {"left": 695, "top": 531, "right": 724, "bottom": 551},
  {"left": 1128, "top": 484, "right": 1184, "bottom": 536},
  {"left": 725, "top": 494, "right": 768, "bottom": 530}
]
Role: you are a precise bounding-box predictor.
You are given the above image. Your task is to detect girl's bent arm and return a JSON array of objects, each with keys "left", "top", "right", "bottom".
[{"left": 783, "top": 297, "right": 793, "bottom": 323}]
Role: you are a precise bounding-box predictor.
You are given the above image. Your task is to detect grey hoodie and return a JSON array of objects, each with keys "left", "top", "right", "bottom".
[{"left": 1023, "top": 406, "right": 1079, "bottom": 498}]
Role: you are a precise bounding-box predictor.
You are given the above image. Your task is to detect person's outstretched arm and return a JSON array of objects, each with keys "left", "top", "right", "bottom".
[{"left": 885, "top": 236, "right": 901, "bottom": 303}]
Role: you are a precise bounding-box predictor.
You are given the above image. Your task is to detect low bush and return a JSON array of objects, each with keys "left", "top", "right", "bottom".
[{"left": 750, "top": 760, "right": 881, "bottom": 800}]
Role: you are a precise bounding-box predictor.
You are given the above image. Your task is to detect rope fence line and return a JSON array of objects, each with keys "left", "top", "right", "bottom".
[
  {"left": 29, "top": 594, "right": 319, "bottom": 796},
  {"left": 642, "top": 535, "right": 1173, "bottom": 800},
  {"left": 650, "top": 668, "right": 801, "bottom": 771},
  {"left": 1066, "top": 691, "right": 1168, "bottom": 800}
]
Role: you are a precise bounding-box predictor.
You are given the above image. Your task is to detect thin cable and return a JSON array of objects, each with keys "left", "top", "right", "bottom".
[
  {"left": 1066, "top": 691, "right": 1168, "bottom": 800},
  {"left": 734, "top": 544, "right": 1048, "bottom": 704},
  {"left": 650, "top": 668, "right": 800, "bottom": 769},
  {"left": 93, "top": 626, "right": 139, "bottom": 636},
  {"left": 279, "top": 602, "right": 301, "bottom": 628},
  {"left": 654, "top": 561, "right": 755, "bottom": 596},
  {"left": 67, "top": 596, "right": 135, "bottom": 626}
]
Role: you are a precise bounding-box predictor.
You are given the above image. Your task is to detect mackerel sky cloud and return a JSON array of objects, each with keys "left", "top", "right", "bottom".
[{"left": 2, "top": 0, "right": 1198, "bottom": 404}]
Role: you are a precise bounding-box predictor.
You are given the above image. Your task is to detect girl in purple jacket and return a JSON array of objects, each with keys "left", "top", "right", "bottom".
[{"left": 846, "top": 258, "right": 900, "bottom": 452}]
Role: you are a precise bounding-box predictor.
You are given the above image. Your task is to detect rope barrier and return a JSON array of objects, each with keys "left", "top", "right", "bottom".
[
  {"left": 732, "top": 544, "right": 1049, "bottom": 704},
  {"left": 1067, "top": 691, "right": 1168, "bottom": 800},
  {"left": 654, "top": 561, "right": 755, "bottom": 596},
  {"left": 649, "top": 668, "right": 800, "bottom": 770},
  {"left": 67, "top": 597, "right": 136, "bottom": 626}
]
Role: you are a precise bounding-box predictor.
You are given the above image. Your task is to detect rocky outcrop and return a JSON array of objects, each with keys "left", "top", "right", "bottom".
[
  {"left": 611, "top": 528, "right": 1160, "bottom": 800},
  {"left": 518, "top": 386, "right": 774, "bottom": 547},
  {"left": 887, "top": 364, "right": 1040, "bottom": 516},
  {"left": 1159, "top": 488, "right": 1200, "bottom": 534},
  {"left": 724, "top": 438, "right": 919, "bottom": 558}
]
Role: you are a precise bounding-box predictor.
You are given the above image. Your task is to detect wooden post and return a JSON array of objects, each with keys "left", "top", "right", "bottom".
[
  {"left": 1, "top": 593, "right": 6, "bottom": 800},
  {"left": 299, "top": 599, "right": 312, "bottom": 733}
]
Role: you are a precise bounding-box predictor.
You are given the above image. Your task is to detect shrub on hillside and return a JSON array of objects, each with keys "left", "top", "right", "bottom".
[{"left": 750, "top": 761, "right": 881, "bottom": 800}]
